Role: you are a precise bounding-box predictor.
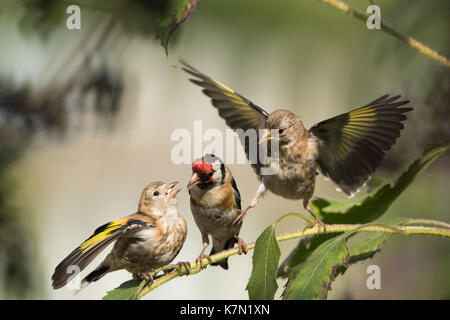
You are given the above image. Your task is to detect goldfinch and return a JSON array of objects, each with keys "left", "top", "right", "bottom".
[
  {"left": 187, "top": 154, "right": 247, "bottom": 269},
  {"left": 51, "top": 181, "right": 187, "bottom": 290},
  {"left": 182, "top": 62, "right": 412, "bottom": 231}
]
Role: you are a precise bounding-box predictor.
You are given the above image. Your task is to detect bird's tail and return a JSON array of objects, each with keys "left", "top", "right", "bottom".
[
  {"left": 51, "top": 218, "right": 130, "bottom": 290},
  {"left": 210, "top": 237, "right": 238, "bottom": 270},
  {"left": 76, "top": 264, "right": 110, "bottom": 294}
]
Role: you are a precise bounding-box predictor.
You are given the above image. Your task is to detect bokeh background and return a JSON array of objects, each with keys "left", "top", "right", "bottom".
[{"left": 0, "top": 0, "right": 449, "bottom": 299}]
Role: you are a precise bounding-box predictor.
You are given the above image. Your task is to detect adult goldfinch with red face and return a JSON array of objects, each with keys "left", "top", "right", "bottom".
[
  {"left": 187, "top": 154, "right": 247, "bottom": 269},
  {"left": 51, "top": 181, "right": 187, "bottom": 290},
  {"left": 182, "top": 62, "right": 412, "bottom": 232}
]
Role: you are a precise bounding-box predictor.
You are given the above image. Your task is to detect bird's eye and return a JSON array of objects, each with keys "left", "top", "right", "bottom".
[
  {"left": 201, "top": 171, "right": 214, "bottom": 181},
  {"left": 153, "top": 191, "right": 159, "bottom": 196},
  {"left": 279, "top": 129, "right": 285, "bottom": 134}
]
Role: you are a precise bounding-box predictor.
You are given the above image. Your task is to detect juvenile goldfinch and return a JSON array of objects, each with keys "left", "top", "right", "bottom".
[
  {"left": 51, "top": 181, "right": 187, "bottom": 290},
  {"left": 182, "top": 62, "right": 412, "bottom": 231},
  {"left": 187, "top": 154, "right": 247, "bottom": 270}
]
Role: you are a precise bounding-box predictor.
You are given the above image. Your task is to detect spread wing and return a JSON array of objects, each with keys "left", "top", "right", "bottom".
[
  {"left": 51, "top": 216, "right": 152, "bottom": 289},
  {"left": 181, "top": 61, "right": 269, "bottom": 130},
  {"left": 310, "top": 94, "right": 412, "bottom": 196},
  {"left": 181, "top": 61, "right": 269, "bottom": 175}
]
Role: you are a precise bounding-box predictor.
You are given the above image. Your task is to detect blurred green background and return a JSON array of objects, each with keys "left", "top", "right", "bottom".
[{"left": 0, "top": 0, "right": 449, "bottom": 299}]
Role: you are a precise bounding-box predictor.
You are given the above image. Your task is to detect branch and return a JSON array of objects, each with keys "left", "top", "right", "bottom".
[
  {"left": 136, "top": 219, "right": 450, "bottom": 299},
  {"left": 317, "top": 0, "right": 450, "bottom": 68}
]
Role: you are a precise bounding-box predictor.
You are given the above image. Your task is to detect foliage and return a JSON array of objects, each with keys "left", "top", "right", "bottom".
[
  {"left": 282, "top": 231, "right": 350, "bottom": 300},
  {"left": 13, "top": 0, "right": 198, "bottom": 56},
  {"left": 246, "top": 224, "right": 281, "bottom": 300},
  {"left": 103, "top": 280, "right": 141, "bottom": 300},
  {"left": 155, "top": 0, "right": 198, "bottom": 55},
  {"left": 282, "top": 218, "right": 407, "bottom": 300}
]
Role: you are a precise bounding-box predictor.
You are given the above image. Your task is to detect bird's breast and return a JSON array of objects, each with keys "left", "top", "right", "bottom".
[
  {"left": 191, "top": 200, "right": 238, "bottom": 228},
  {"left": 263, "top": 137, "right": 318, "bottom": 200},
  {"left": 114, "top": 217, "right": 187, "bottom": 273}
]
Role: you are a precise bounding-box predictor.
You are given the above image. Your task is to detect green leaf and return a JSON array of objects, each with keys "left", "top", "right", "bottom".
[
  {"left": 102, "top": 279, "right": 141, "bottom": 300},
  {"left": 282, "top": 233, "right": 350, "bottom": 300},
  {"left": 156, "top": 0, "right": 198, "bottom": 55},
  {"left": 246, "top": 224, "right": 281, "bottom": 300},
  {"left": 335, "top": 217, "right": 409, "bottom": 277},
  {"left": 279, "top": 143, "right": 450, "bottom": 278},
  {"left": 282, "top": 218, "right": 412, "bottom": 300},
  {"left": 311, "top": 142, "right": 450, "bottom": 224},
  {"left": 277, "top": 233, "right": 338, "bottom": 278}
]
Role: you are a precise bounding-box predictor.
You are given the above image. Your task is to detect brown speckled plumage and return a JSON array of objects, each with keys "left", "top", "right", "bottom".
[{"left": 188, "top": 154, "right": 246, "bottom": 269}]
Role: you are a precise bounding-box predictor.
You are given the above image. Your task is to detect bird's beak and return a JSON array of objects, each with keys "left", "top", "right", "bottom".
[
  {"left": 187, "top": 172, "right": 201, "bottom": 190},
  {"left": 258, "top": 129, "right": 271, "bottom": 145},
  {"left": 166, "top": 181, "right": 181, "bottom": 198}
]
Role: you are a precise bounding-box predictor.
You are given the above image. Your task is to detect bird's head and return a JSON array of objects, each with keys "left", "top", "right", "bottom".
[
  {"left": 139, "top": 181, "right": 181, "bottom": 216},
  {"left": 261, "top": 110, "right": 306, "bottom": 145},
  {"left": 187, "top": 154, "right": 225, "bottom": 190}
]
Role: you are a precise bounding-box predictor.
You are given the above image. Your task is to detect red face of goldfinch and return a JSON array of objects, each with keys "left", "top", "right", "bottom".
[{"left": 187, "top": 156, "right": 215, "bottom": 190}]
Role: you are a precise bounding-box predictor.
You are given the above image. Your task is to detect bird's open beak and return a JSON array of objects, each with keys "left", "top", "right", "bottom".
[
  {"left": 187, "top": 172, "right": 201, "bottom": 190},
  {"left": 166, "top": 181, "right": 181, "bottom": 198},
  {"left": 258, "top": 129, "right": 271, "bottom": 145}
]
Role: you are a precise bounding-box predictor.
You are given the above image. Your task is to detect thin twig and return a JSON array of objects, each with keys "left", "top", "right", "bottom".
[
  {"left": 404, "top": 219, "right": 450, "bottom": 230},
  {"left": 317, "top": 0, "right": 450, "bottom": 68}
]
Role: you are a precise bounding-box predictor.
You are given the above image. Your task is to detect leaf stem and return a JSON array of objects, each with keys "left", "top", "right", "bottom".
[
  {"left": 276, "top": 212, "right": 314, "bottom": 225},
  {"left": 317, "top": 0, "right": 450, "bottom": 67},
  {"left": 136, "top": 219, "right": 450, "bottom": 299}
]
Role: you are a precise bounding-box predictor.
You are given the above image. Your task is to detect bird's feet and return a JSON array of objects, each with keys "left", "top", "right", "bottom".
[
  {"left": 233, "top": 208, "right": 248, "bottom": 225},
  {"left": 304, "top": 203, "right": 326, "bottom": 234},
  {"left": 174, "top": 261, "right": 191, "bottom": 276},
  {"left": 304, "top": 217, "right": 326, "bottom": 234},
  {"left": 234, "top": 195, "right": 261, "bottom": 225},
  {"left": 133, "top": 270, "right": 155, "bottom": 286},
  {"left": 196, "top": 254, "right": 212, "bottom": 270},
  {"left": 235, "top": 236, "right": 248, "bottom": 255},
  {"left": 141, "top": 271, "right": 155, "bottom": 281}
]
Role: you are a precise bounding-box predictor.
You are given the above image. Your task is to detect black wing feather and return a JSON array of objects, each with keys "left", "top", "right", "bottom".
[
  {"left": 182, "top": 61, "right": 270, "bottom": 175},
  {"left": 51, "top": 218, "right": 151, "bottom": 289},
  {"left": 310, "top": 94, "right": 412, "bottom": 196}
]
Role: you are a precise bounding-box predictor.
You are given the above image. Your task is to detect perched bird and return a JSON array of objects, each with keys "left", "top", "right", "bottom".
[
  {"left": 187, "top": 154, "right": 247, "bottom": 269},
  {"left": 51, "top": 181, "right": 187, "bottom": 290},
  {"left": 182, "top": 62, "right": 412, "bottom": 231}
]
